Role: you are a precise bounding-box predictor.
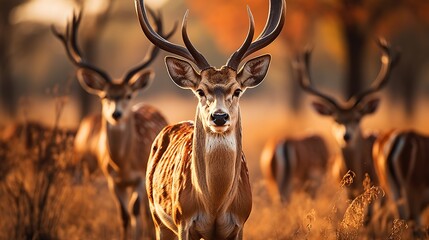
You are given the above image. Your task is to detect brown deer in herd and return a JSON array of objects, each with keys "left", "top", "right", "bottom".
[
  {"left": 296, "top": 39, "right": 396, "bottom": 200},
  {"left": 260, "top": 134, "right": 329, "bottom": 202},
  {"left": 135, "top": 0, "right": 285, "bottom": 238},
  {"left": 52, "top": 10, "right": 176, "bottom": 240},
  {"left": 373, "top": 130, "right": 429, "bottom": 234}
]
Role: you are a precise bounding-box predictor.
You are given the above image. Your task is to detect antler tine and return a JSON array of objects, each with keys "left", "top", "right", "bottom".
[
  {"left": 243, "top": 0, "right": 285, "bottom": 58},
  {"left": 70, "top": 10, "right": 84, "bottom": 58},
  {"left": 227, "top": 0, "right": 285, "bottom": 70},
  {"left": 124, "top": 8, "right": 178, "bottom": 83},
  {"left": 181, "top": 10, "right": 210, "bottom": 70},
  {"left": 135, "top": 0, "right": 209, "bottom": 70},
  {"left": 52, "top": 10, "right": 112, "bottom": 83},
  {"left": 226, "top": 6, "right": 255, "bottom": 70},
  {"left": 352, "top": 38, "right": 396, "bottom": 106},
  {"left": 295, "top": 48, "right": 341, "bottom": 108}
]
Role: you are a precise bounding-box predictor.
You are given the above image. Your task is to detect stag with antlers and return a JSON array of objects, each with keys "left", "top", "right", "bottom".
[
  {"left": 135, "top": 0, "right": 285, "bottom": 239},
  {"left": 296, "top": 39, "right": 396, "bottom": 200},
  {"left": 52, "top": 10, "right": 176, "bottom": 240}
]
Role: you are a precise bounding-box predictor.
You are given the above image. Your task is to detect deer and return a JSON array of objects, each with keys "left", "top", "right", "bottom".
[
  {"left": 260, "top": 133, "right": 329, "bottom": 202},
  {"left": 295, "top": 39, "right": 396, "bottom": 201},
  {"left": 135, "top": 0, "right": 285, "bottom": 239},
  {"left": 52, "top": 9, "right": 176, "bottom": 240},
  {"left": 373, "top": 130, "right": 429, "bottom": 235}
]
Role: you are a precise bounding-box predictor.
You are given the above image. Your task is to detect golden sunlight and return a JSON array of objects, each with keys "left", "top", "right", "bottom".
[
  {"left": 10, "top": 0, "right": 112, "bottom": 26},
  {"left": 10, "top": 0, "right": 76, "bottom": 25},
  {"left": 145, "top": 0, "right": 170, "bottom": 9}
]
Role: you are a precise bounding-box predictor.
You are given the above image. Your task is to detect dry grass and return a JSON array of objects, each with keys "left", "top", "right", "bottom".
[
  {"left": 243, "top": 172, "right": 418, "bottom": 240},
  {"left": 0, "top": 95, "right": 75, "bottom": 239}
]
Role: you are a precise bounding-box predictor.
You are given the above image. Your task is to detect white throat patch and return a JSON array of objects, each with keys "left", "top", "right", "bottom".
[{"left": 205, "top": 133, "right": 237, "bottom": 154}]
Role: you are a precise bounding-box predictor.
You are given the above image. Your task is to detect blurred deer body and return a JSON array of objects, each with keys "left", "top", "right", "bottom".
[
  {"left": 135, "top": 0, "right": 285, "bottom": 238},
  {"left": 330, "top": 111, "right": 379, "bottom": 199},
  {"left": 296, "top": 39, "right": 396, "bottom": 199},
  {"left": 373, "top": 130, "right": 429, "bottom": 230},
  {"left": 260, "top": 135, "right": 329, "bottom": 202},
  {"left": 52, "top": 10, "right": 175, "bottom": 240},
  {"left": 74, "top": 105, "right": 166, "bottom": 179},
  {"left": 73, "top": 114, "right": 101, "bottom": 175}
]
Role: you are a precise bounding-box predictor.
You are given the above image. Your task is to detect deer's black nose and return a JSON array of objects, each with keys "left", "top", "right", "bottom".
[
  {"left": 211, "top": 112, "right": 229, "bottom": 126},
  {"left": 343, "top": 133, "right": 351, "bottom": 142},
  {"left": 112, "top": 111, "right": 122, "bottom": 120}
]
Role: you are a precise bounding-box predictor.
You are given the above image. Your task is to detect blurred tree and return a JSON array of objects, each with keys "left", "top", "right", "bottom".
[
  {"left": 336, "top": 0, "right": 400, "bottom": 99},
  {"left": 0, "top": 0, "right": 27, "bottom": 118},
  {"left": 3, "top": 0, "right": 114, "bottom": 120}
]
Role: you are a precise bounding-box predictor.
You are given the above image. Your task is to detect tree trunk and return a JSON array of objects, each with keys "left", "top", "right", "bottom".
[
  {"left": 0, "top": 1, "right": 22, "bottom": 118},
  {"left": 344, "top": 24, "right": 366, "bottom": 100}
]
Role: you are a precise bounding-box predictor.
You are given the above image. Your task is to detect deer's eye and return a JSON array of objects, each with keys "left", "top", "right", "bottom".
[
  {"left": 233, "top": 89, "right": 242, "bottom": 98},
  {"left": 126, "top": 94, "right": 132, "bottom": 100},
  {"left": 196, "top": 89, "right": 205, "bottom": 98}
]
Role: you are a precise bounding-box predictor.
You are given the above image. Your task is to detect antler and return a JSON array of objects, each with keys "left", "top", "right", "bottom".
[
  {"left": 51, "top": 11, "right": 112, "bottom": 83},
  {"left": 295, "top": 48, "right": 341, "bottom": 108},
  {"left": 296, "top": 38, "right": 398, "bottom": 108},
  {"left": 226, "top": 0, "right": 286, "bottom": 70},
  {"left": 135, "top": 0, "right": 285, "bottom": 71},
  {"left": 351, "top": 38, "right": 397, "bottom": 107},
  {"left": 135, "top": 0, "right": 210, "bottom": 70},
  {"left": 52, "top": 8, "right": 175, "bottom": 83},
  {"left": 123, "top": 8, "right": 177, "bottom": 83}
]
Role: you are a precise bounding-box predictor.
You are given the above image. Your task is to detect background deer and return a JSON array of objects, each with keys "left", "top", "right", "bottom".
[
  {"left": 296, "top": 39, "right": 396, "bottom": 200},
  {"left": 373, "top": 130, "right": 429, "bottom": 235},
  {"left": 52, "top": 10, "right": 175, "bottom": 240},
  {"left": 260, "top": 133, "right": 329, "bottom": 202},
  {"left": 135, "top": 0, "right": 285, "bottom": 238}
]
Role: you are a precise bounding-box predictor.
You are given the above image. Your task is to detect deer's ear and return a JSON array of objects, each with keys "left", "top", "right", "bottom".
[
  {"left": 165, "top": 56, "right": 200, "bottom": 89},
  {"left": 312, "top": 101, "right": 334, "bottom": 116},
  {"left": 237, "top": 54, "right": 271, "bottom": 88},
  {"left": 359, "top": 98, "right": 380, "bottom": 115},
  {"left": 128, "top": 69, "right": 154, "bottom": 92},
  {"left": 76, "top": 68, "right": 107, "bottom": 96}
]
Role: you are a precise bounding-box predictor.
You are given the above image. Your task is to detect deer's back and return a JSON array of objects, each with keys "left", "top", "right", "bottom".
[
  {"left": 287, "top": 135, "right": 329, "bottom": 178},
  {"left": 131, "top": 104, "right": 169, "bottom": 172},
  {"left": 260, "top": 135, "right": 329, "bottom": 201},
  {"left": 133, "top": 104, "right": 168, "bottom": 143}
]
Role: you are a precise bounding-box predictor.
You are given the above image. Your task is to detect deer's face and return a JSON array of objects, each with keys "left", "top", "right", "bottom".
[
  {"left": 99, "top": 84, "right": 134, "bottom": 125},
  {"left": 77, "top": 68, "right": 153, "bottom": 125},
  {"left": 52, "top": 7, "right": 174, "bottom": 126},
  {"left": 331, "top": 110, "right": 363, "bottom": 147},
  {"left": 312, "top": 98, "right": 380, "bottom": 147},
  {"left": 165, "top": 55, "right": 271, "bottom": 134},
  {"left": 194, "top": 68, "right": 242, "bottom": 134}
]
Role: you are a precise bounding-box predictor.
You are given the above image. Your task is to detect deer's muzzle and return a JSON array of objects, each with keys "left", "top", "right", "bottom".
[{"left": 211, "top": 112, "right": 229, "bottom": 126}]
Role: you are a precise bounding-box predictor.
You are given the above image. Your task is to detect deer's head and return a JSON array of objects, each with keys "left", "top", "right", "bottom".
[
  {"left": 135, "top": 0, "right": 285, "bottom": 134},
  {"left": 52, "top": 10, "right": 176, "bottom": 125},
  {"left": 296, "top": 39, "right": 397, "bottom": 147}
]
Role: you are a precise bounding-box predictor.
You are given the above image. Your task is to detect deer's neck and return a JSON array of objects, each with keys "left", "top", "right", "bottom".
[
  {"left": 342, "top": 129, "right": 365, "bottom": 161},
  {"left": 341, "top": 128, "right": 375, "bottom": 189},
  {"left": 103, "top": 116, "right": 134, "bottom": 162},
  {"left": 191, "top": 109, "right": 243, "bottom": 212}
]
